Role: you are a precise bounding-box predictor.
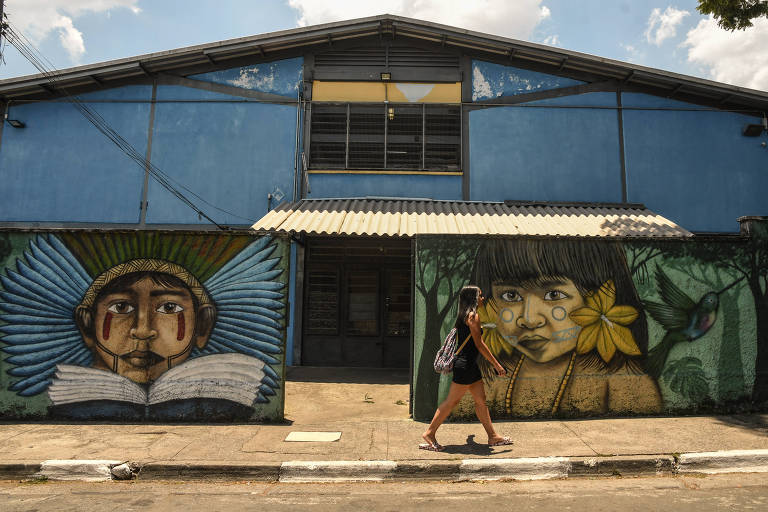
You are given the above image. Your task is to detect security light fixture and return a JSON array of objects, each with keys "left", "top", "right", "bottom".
[
  {"left": 380, "top": 72, "right": 391, "bottom": 81},
  {"left": 743, "top": 115, "right": 767, "bottom": 137},
  {"left": 6, "top": 118, "right": 25, "bottom": 128},
  {"left": 4, "top": 109, "right": 25, "bottom": 128}
]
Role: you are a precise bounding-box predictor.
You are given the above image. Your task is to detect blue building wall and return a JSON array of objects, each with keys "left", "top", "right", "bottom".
[
  {"left": 1, "top": 56, "right": 765, "bottom": 234},
  {"left": 469, "top": 59, "right": 768, "bottom": 232},
  {"left": 0, "top": 86, "right": 151, "bottom": 223},
  {"left": 147, "top": 85, "right": 297, "bottom": 225},
  {"left": 306, "top": 173, "right": 463, "bottom": 200},
  {"left": 0, "top": 58, "right": 302, "bottom": 227},
  {"left": 621, "top": 93, "right": 768, "bottom": 233},
  {"left": 469, "top": 92, "right": 623, "bottom": 203},
  {"left": 472, "top": 60, "right": 583, "bottom": 100},
  {"left": 190, "top": 57, "right": 303, "bottom": 97}
]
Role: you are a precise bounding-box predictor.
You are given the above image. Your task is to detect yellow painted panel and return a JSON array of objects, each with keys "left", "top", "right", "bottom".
[
  {"left": 313, "top": 81, "right": 386, "bottom": 101},
  {"left": 387, "top": 83, "right": 461, "bottom": 103},
  {"left": 312, "top": 81, "right": 461, "bottom": 103}
]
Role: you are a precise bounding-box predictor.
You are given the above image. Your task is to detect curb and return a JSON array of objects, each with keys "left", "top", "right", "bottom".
[
  {"left": 138, "top": 462, "right": 281, "bottom": 481},
  {"left": 38, "top": 460, "right": 124, "bottom": 482},
  {"left": 280, "top": 461, "right": 397, "bottom": 482},
  {"left": 1, "top": 451, "right": 767, "bottom": 482},
  {"left": 459, "top": 457, "right": 570, "bottom": 481},
  {"left": 677, "top": 449, "right": 768, "bottom": 475},
  {"left": 569, "top": 455, "right": 674, "bottom": 477}
]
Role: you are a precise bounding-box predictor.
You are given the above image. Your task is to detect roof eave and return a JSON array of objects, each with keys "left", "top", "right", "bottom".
[{"left": 1, "top": 13, "right": 766, "bottom": 110}]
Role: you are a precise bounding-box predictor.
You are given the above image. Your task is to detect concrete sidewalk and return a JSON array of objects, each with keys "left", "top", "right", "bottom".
[
  {"left": 1, "top": 367, "right": 767, "bottom": 482},
  {"left": 2, "top": 414, "right": 767, "bottom": 481}
]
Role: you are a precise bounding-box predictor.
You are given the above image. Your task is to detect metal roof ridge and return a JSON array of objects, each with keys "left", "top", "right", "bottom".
[
  {"left": 0, "top": 15, "right": 393, "bottom": 85},
  {"left": 2, "top": 13, "right": 767, "bottom": 102}
]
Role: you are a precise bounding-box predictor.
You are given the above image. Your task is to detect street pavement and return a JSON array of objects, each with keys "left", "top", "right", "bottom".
[{"left": 1, "top": 367, "right": 767, "bottom": 482}]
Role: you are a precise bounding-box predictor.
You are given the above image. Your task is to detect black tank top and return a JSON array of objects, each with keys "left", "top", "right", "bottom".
[{"left": 455, "top": 322, "right": 479, "bottom": 364}]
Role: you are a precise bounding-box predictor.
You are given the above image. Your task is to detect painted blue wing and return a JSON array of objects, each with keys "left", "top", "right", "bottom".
[
  {"left": 0, "top": 234, "right": 92, "bottom": 396},
  {"left": 199, "top": 236, "right": 285, "bottom": 402}
]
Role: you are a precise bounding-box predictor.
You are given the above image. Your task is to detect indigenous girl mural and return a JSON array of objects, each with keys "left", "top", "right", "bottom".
[
  {"left": 0, "top": 232, "right": 287, "bottom": 421},
  {"left": 471, "top": 238, "right": 662, "bottom": 417},
  {"left": 415, "top": 231, "right": 766, "bottom": 420}
]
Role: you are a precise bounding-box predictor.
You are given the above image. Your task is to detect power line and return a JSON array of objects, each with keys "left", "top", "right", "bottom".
[
  {"left": 0, "top": 0, "right": 7, "bottom": 65},
  {"left": 3, "top": 21, "right": 259, "bottom": 228}
]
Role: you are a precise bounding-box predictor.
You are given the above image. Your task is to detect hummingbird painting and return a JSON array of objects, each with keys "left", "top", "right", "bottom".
[{"left": 643, "top": 265, "right": 720, "bottom": 379}]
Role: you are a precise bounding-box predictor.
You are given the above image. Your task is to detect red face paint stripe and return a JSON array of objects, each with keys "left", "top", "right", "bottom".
[
  {"left": 177, "top": 312, "right": 185, "bottom": 341},
  {"left": 103, "top": 312, "right": 112, "bottom": 340}
]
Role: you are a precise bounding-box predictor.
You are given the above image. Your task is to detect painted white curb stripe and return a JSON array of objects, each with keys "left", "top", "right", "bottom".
[
  {"left": 677, "top": 449, "right": 768, "bottom": 474},
  {"left": 38, "top": 460, "right": 123, "bottom": 482},
  {"left": 279, "top": 460, "right": 397, "bottom": 482},
  {"left": 460, "top": 457, "right": 571, "bottom": 481}
]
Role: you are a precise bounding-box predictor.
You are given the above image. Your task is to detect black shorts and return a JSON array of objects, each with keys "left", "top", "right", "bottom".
[{"left": 452, "top": 355, "right": 481, "bottom": 385}]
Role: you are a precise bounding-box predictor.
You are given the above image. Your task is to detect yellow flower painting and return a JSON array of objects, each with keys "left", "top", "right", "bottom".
[
  {"left": 570, "top": 280, "right": 641, "bottom": 363},
  {"left": 478, "top": 300, "right": 514, "bottom": 357}
]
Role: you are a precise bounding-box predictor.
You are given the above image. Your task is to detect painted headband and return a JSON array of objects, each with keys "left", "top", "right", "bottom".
[{"left": 79, "top": 258, "right": 211, "bottom": 308}]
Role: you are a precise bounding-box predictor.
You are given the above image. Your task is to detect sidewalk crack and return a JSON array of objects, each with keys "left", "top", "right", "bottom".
[
  {"left": 2, "top": 426, "right": 38, "bottom": 441},
  {"left": 385, "top": 422, "right": 390, "bottom": 459},
  {"left": 559, "top": 421, "right": 599, "bottom": 455},
  {"left": 169, "top": 440, "right": 194, "bottom": 460}
]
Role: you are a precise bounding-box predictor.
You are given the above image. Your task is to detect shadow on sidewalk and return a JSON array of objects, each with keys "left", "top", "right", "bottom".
[
  {"left": 286, "top": 366, "right": 409, "bottom": 384},
  {"left": 714, "top": 414, "right": 768, "bottom": 435},
  {"left": 437, "top": 434, "right": 514, "bottom": 456}
]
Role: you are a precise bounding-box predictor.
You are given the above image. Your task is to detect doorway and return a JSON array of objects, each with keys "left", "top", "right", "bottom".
[{"left": 301, "top": 237, "right": 411, "bottom": 368}]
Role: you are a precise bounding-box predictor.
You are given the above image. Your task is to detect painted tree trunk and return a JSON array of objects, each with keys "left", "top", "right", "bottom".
[
  {"left": 717, "top": 287, "right": 744, "bottom": 401},
  {"left": 751, "top": 288, "right": 768, "bottom": 403}
]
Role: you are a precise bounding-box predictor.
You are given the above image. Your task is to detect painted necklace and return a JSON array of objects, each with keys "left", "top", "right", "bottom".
[{"left": 504, "top": 351, "right": 577, "bottom": 416}]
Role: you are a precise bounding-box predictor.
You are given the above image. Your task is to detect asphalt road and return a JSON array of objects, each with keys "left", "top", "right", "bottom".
[{"left": 1, "top": 473, "right": 767, "bottom": 511}]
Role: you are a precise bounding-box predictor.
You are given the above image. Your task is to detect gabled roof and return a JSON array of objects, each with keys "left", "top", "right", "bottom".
[
  {"left": 1, "top": 14, "right": 767, "bottom": 113},
  {"left": 252, "top": 198, "right": 693, "bottom": 239}
]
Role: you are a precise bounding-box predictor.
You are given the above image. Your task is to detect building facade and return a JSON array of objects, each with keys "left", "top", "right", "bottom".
[{"left": 1, "top": 15, "right": 766, "bottom": 421}]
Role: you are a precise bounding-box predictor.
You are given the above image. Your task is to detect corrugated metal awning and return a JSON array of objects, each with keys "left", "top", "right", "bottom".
[{"left": 252, "top": 199, "right": 693, "bottom": 238}]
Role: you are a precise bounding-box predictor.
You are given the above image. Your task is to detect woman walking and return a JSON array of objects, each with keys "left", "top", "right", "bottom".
[{"left": 421, "top": 285, "right": 512, "bottom": 451}]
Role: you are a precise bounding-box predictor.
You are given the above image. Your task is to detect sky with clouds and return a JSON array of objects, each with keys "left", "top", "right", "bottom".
[{"left": 1, "top": 0, "right": 767, "bottom": 92}]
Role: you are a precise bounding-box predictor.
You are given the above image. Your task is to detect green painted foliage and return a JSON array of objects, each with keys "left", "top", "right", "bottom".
[{"left": 663, "top": 357, "right": 710, "bottom": 403}]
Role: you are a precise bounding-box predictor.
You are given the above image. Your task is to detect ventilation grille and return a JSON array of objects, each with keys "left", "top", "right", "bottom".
[
  {"left": 314, "top": 46, "right": 460, "bottom": 69},
  {"left": 309, "top": 103, "right": 461, "bottom": 171}
]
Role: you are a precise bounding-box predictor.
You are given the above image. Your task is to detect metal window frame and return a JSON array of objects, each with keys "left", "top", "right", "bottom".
[{"left": 309, "top": 100, "right": 461, "bottom": 172}]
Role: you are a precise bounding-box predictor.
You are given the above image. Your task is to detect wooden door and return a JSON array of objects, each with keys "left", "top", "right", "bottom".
[{"left": 301, "top": 237, "right": 411, "bottom": 367}]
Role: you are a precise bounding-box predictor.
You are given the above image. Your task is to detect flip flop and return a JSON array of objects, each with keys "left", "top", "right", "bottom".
[
  {"left": 489, "top": 436, "right": 513, "bottom": 447},
  {"left": 418, "top": 442, "right": 444, "bottom": 452}
]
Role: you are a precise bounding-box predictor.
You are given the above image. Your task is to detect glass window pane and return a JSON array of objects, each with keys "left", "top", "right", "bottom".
[
  {"left": 425, "top": 105, "right": 461, "bottom": 170},
  {"left": 385, "top": 269, "right": 410, "bottom": 337},
  {"left": 346, "top": 270, "right": 378, "bottom": 336},
  {"left": 310, "top": 104, "right": 347, "bottom": 169},
  {"left": 387, "top": 104, "right": 423, "bottom": 169},
  {"left": 306, "top": 270, "right": 339, "bottom": 335},
  {"left": 348, "top": 105, "right": 385, "bottom": 168}
]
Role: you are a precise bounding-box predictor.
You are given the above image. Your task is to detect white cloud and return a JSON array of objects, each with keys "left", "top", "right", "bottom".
[
  {"left": 644, "top": 6, "right": 689, "bottom": 46},
  {"left": 288, "top": 0, "right": 552, "bottom": 40},
  {"left": 620, "top": 43, "right": 637, "bottom": 55},
  {"left": 541, "top": 34, "right": 561, "bottom": 47},
  {"left": 54, "top": 16, "right": 86, "bottom": 59},
  {"left": 683, "top": 16, "right": 768, "bottom": 90},
  {"left": 4, "top": 0, "right": 141, "bottom": 62}
]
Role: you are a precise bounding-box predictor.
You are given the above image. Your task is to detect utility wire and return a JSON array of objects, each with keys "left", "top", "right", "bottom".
[{"left": 3, "top": 22, "right": 259, "bottom": 228}]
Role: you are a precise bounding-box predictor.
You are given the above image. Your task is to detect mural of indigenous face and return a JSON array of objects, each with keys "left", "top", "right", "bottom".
[
  {"left": 75, "top": 265, "right": 216, "bottom": 384},
  {"left": 0, "top": 232, "right": 287, "bottom": 420},
  {"left": 490, "top": 278, "right": 584, "bottom": 363},
  {"left": 471, "top": 238, "right": 662, "bottom": 417}
]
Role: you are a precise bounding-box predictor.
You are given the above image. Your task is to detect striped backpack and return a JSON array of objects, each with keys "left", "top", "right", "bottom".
[{"left": 433, "top": 328, "right": 472, "bottom": 374}]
